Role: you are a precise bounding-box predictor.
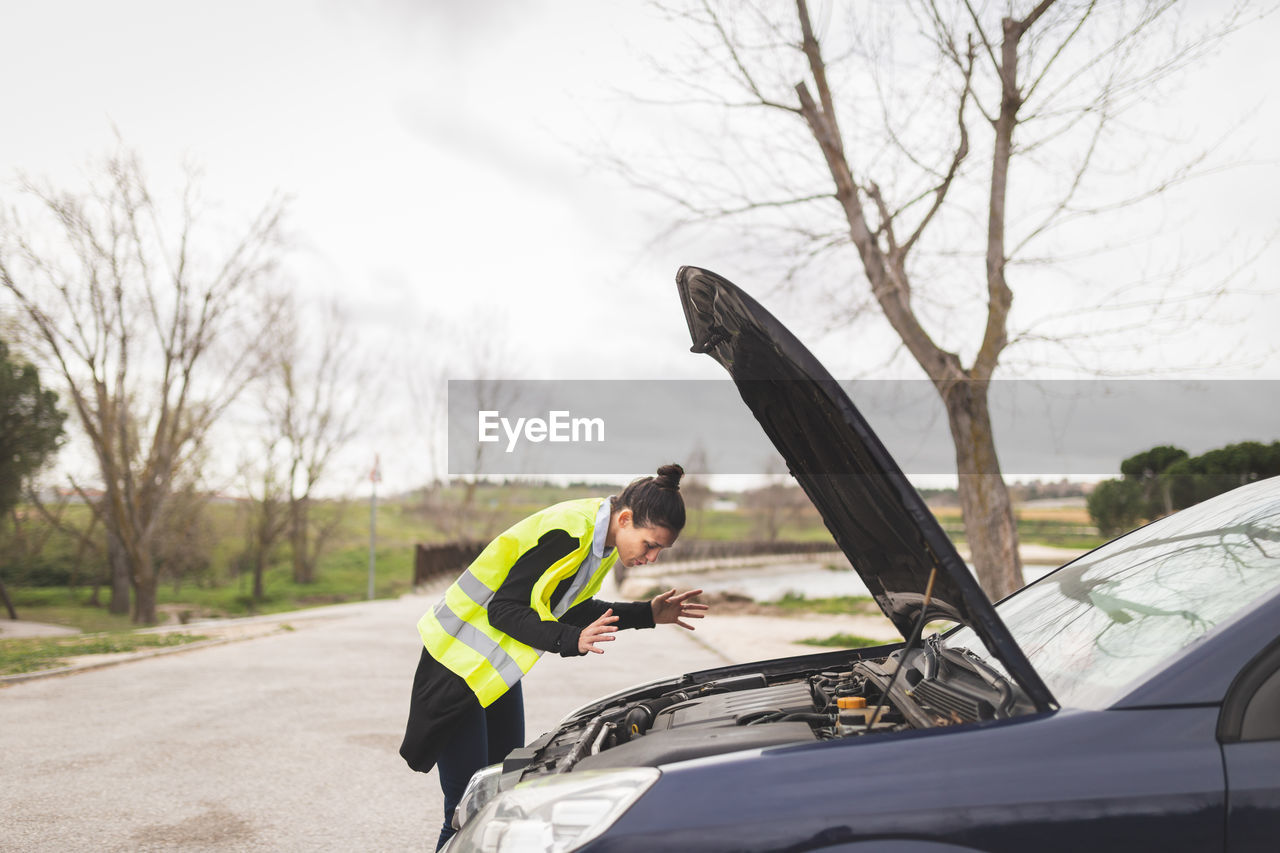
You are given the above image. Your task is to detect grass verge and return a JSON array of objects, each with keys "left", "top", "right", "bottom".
[
  {"left": 797, "top": 632, "right": 883, "bottom": 648},
  {"left": 762, "top": 592, "right": 880, "bottom": 616},
  {"left": 0, "top": 632, "right": 208, "bottom": 676}
]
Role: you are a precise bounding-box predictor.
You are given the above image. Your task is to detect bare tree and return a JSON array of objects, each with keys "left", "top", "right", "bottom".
[
  {"left": 152, "top": 481, "right": 215, "bottom": 599},
  {"left": 404, "top": 327, "right": 451, "bottom": 491},
  {"left": 616, "top": 1, "right": 1250, "bottom": 598},
  {"left": 406, "top": 313, "right": 519, "bottom": 541},
  {"left": 238, "top": 438, "right": 290, "bottom": 601},
  {"left": 0, "top": 148, "right": 285, "bottom": 622},
  {"left": 742, "top": 456, "right": 810, "bottom": 541},
  {"left": 255, "top": 295, "right": 364, "bottom": 585},
  {"left": 682, "top": 443, "right": 714, "bottom": 537}
]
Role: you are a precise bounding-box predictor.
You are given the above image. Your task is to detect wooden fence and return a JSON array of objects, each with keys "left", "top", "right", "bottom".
[{"left": 413, "top": 541, "right": 486, "bottom": 586}]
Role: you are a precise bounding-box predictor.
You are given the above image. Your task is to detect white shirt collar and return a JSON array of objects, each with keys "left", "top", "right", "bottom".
[{"left": 592, "top": 496, "right": 614, "bottom": 558}]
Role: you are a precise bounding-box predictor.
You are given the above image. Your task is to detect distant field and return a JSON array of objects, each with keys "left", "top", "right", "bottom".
[
  {"left": 930, "top": 503, "right": 1100, "bottom": 549},
  {"left": 1011, "top": 506, "right": 1092, "bottom": 524},
  {"left": 930, "top": 504, "right": 1092, "bottom": 524},
  {"left": 1, "top": 482, "right": 1100, "bottom": 631}
]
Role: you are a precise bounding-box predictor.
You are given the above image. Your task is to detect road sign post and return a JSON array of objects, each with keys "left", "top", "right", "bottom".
[{"left": 368, "top": 455, "right": 381, "bottom": 601}]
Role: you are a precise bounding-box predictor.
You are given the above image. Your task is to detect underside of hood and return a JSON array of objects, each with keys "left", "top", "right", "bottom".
[{"left": 676, "top": 266, "right": 1054, "bottom": 711}]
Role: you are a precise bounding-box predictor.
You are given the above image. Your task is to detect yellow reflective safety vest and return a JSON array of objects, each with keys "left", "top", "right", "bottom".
[{"left": 418, "top": 497, "right": 618, "bottom": 707}]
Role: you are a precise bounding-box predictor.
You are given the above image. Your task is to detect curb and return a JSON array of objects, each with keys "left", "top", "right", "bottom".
[
  {"left": 0, "top": 593, "right": 435, "bottom": 687},
  {"left": 0, "top": 626, "right": 286, "bottom": 687}
]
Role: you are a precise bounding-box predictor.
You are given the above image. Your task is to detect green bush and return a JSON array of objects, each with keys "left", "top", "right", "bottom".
[
  {"left": 1086, "top": 478, "right": 1145, "bottom": 538},
  {"left": 0, "top": 555, "right": 77, "bottom": 587}
]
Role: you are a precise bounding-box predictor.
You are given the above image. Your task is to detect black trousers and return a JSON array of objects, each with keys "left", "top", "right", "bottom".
[{"left": 433, "top": 681, "right": 525, "bottom": 850}]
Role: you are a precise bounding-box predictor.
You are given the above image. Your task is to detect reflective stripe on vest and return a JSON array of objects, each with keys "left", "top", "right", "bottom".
[
  {"left": 418, "top": 497, "right": 619, "bottom": 707},
  {"left": 430, "top": 599, "right": 524, "bottom": 689},
  {"left": 454, "top": 567, "right": 495, "bottom": 609}
]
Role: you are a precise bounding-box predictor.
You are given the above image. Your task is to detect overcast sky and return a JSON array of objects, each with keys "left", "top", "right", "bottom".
[{"left": 2, "top": 1, "right": 1278, "bottom": 494}]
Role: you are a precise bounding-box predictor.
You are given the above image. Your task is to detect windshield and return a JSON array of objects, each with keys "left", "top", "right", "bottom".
[{"left": 944, "top": 476, "right": 1280, "bottom": 709}]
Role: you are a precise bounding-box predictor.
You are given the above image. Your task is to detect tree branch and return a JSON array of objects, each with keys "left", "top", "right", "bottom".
[
  {"left": 1017, "top": 0, "right": 1060, "bottom": 33},
  {"left": 959, "top": 0, "right": 1001, "bottom": 79},
  {"left": 902, "top": 35, "right": 975, "bottom": 258},
  {"left": 793, "top": 1, "right": 961, "bottom": 385}
]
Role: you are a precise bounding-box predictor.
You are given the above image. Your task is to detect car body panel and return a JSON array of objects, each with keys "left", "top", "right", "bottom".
[
  {"left": 591, "top": 706, "right": 1226, "bottom": 852},
  {"left": 1223, "top": 740, "right": 1280, "bottom": 851}
]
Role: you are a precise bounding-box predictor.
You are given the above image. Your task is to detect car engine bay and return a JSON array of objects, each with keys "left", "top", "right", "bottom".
[{"left": 505, "top": 639, "right": 1033, "bottom": 781}]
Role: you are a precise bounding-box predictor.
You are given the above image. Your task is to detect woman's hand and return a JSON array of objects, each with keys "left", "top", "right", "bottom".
[
  {"left": 650, "top": 588, "right": 709, "bottom": 630},
  {"left": 578, "top": 608, "right": 619, "bottom": 654}
]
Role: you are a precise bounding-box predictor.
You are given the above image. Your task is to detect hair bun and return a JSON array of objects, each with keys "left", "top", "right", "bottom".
[
  {"left": 655, "top": 463, "right": 684, "bottom": 490},
  {"left": 617, "top": 464, "right": 687, "bottom": 532}
]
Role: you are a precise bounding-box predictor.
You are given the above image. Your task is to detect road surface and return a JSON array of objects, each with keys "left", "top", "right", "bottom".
[{"left": 1, "top": 592, "right": 727, "bottom": 852}]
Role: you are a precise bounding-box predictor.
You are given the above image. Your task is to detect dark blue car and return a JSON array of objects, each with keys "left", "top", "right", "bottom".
[{"left": 444, "top": 268, "right": 1280, "bottom": 852}]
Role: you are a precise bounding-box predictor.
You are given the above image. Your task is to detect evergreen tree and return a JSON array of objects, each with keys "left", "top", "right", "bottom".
[{"left": 0, "top": 338, "right": 66, "bottom": 617}]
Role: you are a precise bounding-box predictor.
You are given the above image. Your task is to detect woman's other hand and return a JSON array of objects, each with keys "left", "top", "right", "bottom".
[
  {"left": 650, "top": 588, "right": 709, "bottom": 630},
  {"left": 578, "top": 608, "right": 619, "bottom": 654}
]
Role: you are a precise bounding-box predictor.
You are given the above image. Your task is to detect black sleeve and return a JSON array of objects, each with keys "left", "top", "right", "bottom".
[
  {"left": 488, "top": 529, "right": 585, "bottom": 657},
  {"left": 560, "top": 598, "right": 656, "bottom": 631}
]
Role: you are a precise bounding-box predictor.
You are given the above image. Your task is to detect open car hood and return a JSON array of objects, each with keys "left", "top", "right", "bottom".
[{"left": 677, "top": 266, "right": 1055, "bottom": 712}]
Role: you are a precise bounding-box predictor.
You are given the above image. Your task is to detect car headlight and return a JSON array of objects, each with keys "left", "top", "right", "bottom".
[
  {"left": 453, "top": 763, "right": 506, "bottom": 831},
  {"left": 445, "top": 767, "right": 659, "bottom": 853}
]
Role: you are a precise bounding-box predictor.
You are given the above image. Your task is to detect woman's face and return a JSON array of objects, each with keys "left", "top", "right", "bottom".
[{"left": 611, "top": 510, "right": 677, "bottom": 567}]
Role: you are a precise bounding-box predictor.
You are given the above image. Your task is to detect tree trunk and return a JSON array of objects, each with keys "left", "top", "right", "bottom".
[
  {"left": 252, "top": 549, "right": 266, "bottom": 601},
  {"left": 131, "top": 551, "right": 158, "bottom": 624},
  {"left": 940, "top": 381, "right": 1023, "bottom": 600},
  {"left": 0, "top": 577, "right": 17, "bottom": 620},
  {"left": 107, "top": 531, "right": 130, "bottom": 616},
  {"left": 290, "top": 498, "right": 312, "bottom": 584}
]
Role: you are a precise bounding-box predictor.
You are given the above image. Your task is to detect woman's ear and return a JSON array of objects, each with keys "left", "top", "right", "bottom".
[{"left": 617, "top": 508, "right": 633, "bottom": 528}]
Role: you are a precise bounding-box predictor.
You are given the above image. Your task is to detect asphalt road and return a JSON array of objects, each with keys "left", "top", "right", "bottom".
[{"left": 0, "top": 592, "right": 726, "bottom": 852}]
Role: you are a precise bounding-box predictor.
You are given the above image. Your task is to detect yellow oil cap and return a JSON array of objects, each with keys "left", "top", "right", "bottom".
[{"left": 837, "top": 696, "right": 867, "bottom": 710}]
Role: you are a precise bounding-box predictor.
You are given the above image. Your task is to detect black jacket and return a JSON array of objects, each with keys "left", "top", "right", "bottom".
[{"left": 399, "top": 529, "right": 654, "bottom": 772}]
